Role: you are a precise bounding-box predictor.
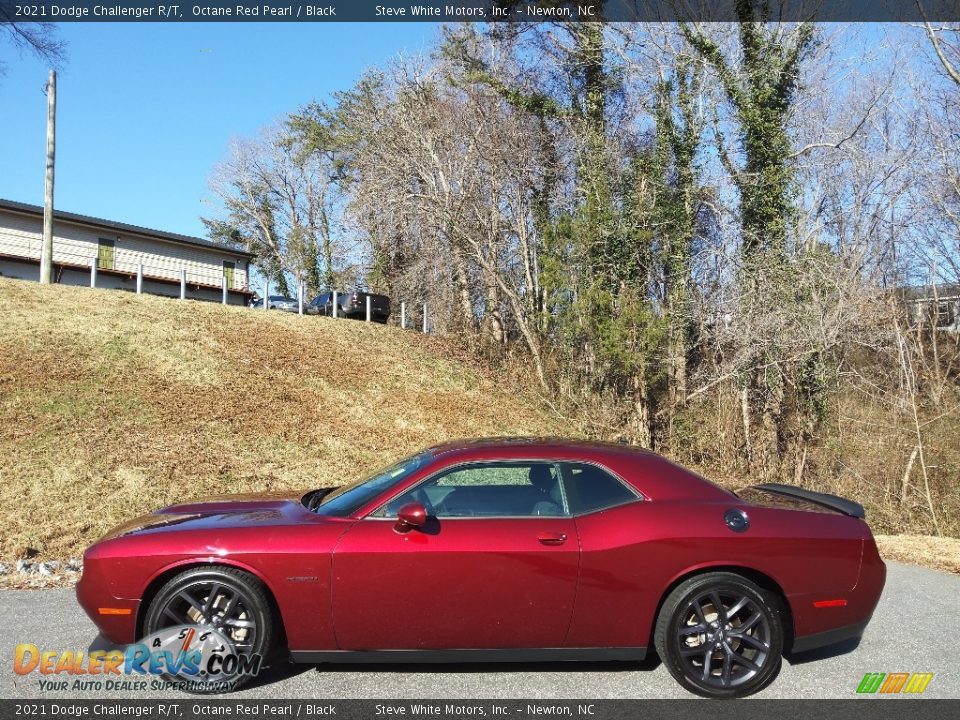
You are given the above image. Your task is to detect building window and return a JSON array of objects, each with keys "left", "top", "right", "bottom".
[
  {"left": 936, "top": 301, "right": 956, "bottom": 329},
  {"left": 97, "top": 239, "right": 115, "bottom": 270}
]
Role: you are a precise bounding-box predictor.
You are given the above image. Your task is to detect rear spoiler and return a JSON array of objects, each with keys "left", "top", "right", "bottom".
[{"left": 752, "top": 483, "right": 866, "bottom": 519}]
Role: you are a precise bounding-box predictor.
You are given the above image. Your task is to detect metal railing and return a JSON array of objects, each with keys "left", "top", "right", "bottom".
[
  {"left": 3, "top": 238, "right": 431, "bottom": 326},
  {"left": 256, "top": 282, "right": 430, "bottom": 332},
  {"left": 1, "top": 236, "right": 249, "bottom": 299},
  {"left": 1, "top": 235, "right": 249, "bottom": 293}
]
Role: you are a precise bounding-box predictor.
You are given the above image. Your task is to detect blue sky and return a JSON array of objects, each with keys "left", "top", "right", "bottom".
[{"left": 0, "top": 23, "right": 438, "bottom": 238}]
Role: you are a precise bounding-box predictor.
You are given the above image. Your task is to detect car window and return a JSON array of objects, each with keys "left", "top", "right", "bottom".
[
  {"left": 313, "top": 451, "right": 433, "bottom": 517},
  {"left": 377, "top": 462, "right": 566, "bottom": 518},
  {"left": 560, "top": 462, "right": 639, "bottom": 515}
]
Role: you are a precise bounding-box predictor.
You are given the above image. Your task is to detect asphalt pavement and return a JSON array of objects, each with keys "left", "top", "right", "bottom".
[{"left": 1, "top": 562, "right": 956, "bottom": 700}]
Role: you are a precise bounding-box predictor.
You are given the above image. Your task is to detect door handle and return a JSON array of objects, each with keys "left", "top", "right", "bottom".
[{"left": 537, "top": 532, "right": 567, "bottom": 546}]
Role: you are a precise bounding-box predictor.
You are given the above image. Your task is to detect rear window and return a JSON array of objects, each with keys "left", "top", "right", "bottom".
[{"left": 561, "top": 462, "right": 638, "bottom": 515}]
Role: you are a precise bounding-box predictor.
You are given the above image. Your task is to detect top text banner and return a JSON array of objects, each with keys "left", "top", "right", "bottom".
[{"left": 2, "top": 1, "right": 960, "bottom": 23}]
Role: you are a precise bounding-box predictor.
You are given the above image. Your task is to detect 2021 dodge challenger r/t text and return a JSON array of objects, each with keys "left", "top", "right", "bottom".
[{"left": 76, "top": 438, "right": 886, "bottom": 698}]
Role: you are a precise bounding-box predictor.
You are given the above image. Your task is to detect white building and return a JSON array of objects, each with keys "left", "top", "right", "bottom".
[
  {"left": 0, "top": 198, "right": 254, "bottom": 305},
  {"left": 902, "top": 284, "right": 960, "bottom": 333}
]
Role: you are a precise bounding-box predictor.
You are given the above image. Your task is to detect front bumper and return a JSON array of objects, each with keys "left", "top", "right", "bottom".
[{"left": 75, "top": 561, "right": 139, "bottom": 645}]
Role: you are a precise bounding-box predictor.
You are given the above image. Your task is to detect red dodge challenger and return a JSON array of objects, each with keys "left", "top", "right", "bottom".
[{"left": 77, "top": 438, "right": 885, "bottom": 698}]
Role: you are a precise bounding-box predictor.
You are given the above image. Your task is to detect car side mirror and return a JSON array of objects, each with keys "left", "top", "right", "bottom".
[{"left": 394, "top": 502, "right": 427, "bottom": 533}]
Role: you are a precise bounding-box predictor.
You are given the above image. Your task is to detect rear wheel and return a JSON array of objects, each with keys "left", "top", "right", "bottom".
[
  {"left": 143, "top": 566, "right": 275, "bottom": 693},
  {"left": 654, "top": 572, "right": 783, "bottom": 698}
]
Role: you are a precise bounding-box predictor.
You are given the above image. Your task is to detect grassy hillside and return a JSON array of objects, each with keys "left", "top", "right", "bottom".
[{"left": 0, "top": 278, "right": 565, "bottom": 562}]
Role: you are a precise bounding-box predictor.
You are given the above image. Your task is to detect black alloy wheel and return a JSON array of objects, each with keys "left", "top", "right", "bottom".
[
  {"left": 142, "top": 566, "right": 275, "bottom": 693},
  {"left": 654, "top": 572, "right": 783, "bottom": 698}
]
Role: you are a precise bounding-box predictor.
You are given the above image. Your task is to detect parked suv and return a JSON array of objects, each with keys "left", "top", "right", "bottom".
[{"left": 307, "top": 290, "right": 390, "bottom": 323}]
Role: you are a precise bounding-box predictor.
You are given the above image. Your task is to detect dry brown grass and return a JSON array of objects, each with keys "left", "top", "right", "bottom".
[
  {"left": 875, "top": 534, "right": 960, "bottom": 575},
  {"left": 0, "top": 278, "right": 567, "bottom": 562}
]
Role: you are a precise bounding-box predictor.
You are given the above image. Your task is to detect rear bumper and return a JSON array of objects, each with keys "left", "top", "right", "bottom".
[
  {"left": 789, "top": 535, "right": 886, "bottom": 653},
  {"left": 791, "top": 618, "right": 870, "bottom": 654},
  {"left": 344, "top": 306, "right": 389, "bottom": 319}
]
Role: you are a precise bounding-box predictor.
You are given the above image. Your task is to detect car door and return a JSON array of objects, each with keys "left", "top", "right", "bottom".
[
  {"left": 559, "top": 461, "right": 649, "bottom": 649},
  {"left": 330, "top": 461, "right": 580, "bottom": 651}
]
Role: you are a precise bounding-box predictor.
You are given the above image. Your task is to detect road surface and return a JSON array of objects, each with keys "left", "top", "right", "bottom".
[{"left": 1, "top": 562, "right": 956, "bottom": 699}]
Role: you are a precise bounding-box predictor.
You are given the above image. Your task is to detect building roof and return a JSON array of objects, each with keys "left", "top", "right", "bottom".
[
  {"left": 900, "top": 283, "right": 960, "bottom": 301},
  {"left": 0, "top": 198, "right": 255, "bottom": 259}
]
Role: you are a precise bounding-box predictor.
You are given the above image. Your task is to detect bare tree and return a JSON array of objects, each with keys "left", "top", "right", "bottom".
[
  {"left": 0, "top": 12, "right": 66, "bottom": 75},
  {"left": 206, "top": 125, "right": 348, "bottom": 297}
]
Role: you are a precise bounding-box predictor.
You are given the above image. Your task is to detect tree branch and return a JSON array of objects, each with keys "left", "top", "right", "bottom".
[
  {"left": 923, "top": 14, "right": 960, "bottom": 86},
  {"left": 787, "top": 86, "right": 882, "bottom": 159}
]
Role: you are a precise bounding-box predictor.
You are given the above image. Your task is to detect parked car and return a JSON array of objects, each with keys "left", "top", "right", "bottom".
[
  {"left": 76, "top": 438, "right": 884, "bottom": 697},
  {"left": 304, "top": 290, "right": 339, "bottom": 316},
  {"left": 307, "top": 290, "right": 390, "bottom": 323},
  {"left": 250, "top": 295, "right": 298, "bottom": 312}
]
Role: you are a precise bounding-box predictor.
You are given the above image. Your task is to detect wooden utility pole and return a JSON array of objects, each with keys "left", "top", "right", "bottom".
[{"left": 40, "top": 69, "right": 56, "bottom": 284}]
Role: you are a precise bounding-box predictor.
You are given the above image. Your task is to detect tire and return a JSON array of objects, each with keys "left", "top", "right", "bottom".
[
  {"left": 654, "top": 572, "right": 783, "bottom": 698},
  {"left": 142, "top": 566, "right": 275, "bottom": 693}
]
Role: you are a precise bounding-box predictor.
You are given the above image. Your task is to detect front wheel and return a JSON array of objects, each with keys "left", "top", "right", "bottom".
[
  {"left": 654, "top": 572, "right": 783, "bottom": 698},
  {"left": 142, "top": 566, "right": 275, "bottom": 693}
]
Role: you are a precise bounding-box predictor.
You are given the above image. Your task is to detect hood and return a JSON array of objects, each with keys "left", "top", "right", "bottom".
[
  {"left": 157, "top": 490, "right": 306, "bottom": 514},
  {"left": 98, "top": 490, "right": 313, "bottom": 541}
]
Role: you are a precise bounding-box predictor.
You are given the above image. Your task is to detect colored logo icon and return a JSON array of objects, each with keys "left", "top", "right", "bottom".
[{"left": 856, "top": 672, "right": 934, "bottom": 695}]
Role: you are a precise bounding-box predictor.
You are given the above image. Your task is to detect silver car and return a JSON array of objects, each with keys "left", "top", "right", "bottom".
[{"left": 250, "top": 295, "right": 298, "bottom": 312}]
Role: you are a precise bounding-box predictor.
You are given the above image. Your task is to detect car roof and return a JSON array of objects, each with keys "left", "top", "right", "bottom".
[
  {"left": 426, "top": 437, "right": 666, "bottom": 465},
  {"left": 427, "top": 436, "right": 655, "bottom": 456},
  {"left": 424, "top": 437, "right": 731, "bottom": 501}
]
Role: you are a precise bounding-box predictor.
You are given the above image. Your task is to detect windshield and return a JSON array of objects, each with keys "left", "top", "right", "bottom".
[{"left": 312, "top": 451, "right": 433, "bottom": 517}]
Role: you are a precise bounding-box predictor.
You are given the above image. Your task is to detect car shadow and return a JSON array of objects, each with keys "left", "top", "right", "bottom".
[
  {"left": 86, "top": 634, "right": 316, "bottom": 689},
  {"left": 86, "top": 633, "right": 663, "bottom": 689},
  {"left": 88, "top": 634, "right": 122, "bottom": 654},
  {"left": 241, "top": 659, "right": 314, "bottom": 689},
  {"left": 784, "top": 637, "right": 862, "bottom": 665},
  {"left": 309, "top": 657, "right": 663, "bottom": 676}
]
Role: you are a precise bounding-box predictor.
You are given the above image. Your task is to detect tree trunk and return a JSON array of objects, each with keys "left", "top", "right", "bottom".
[
  {"left": 633, "top": 374, "right": 653, "bottom": 448},
  {"left": 753, "top": 366, "right": 786, "bottom": 479},
  {"left": 740, "top": 386, "right": 753, "bottom": 469},
  {"left": 484, "top": 284, "right": 505, "bottom": 346},
  {"left": 320, "top": 207, "right": 335, "bottom": 289},
  {"left": 451, "top": 245, "right": 475, "bottom": 331}
]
